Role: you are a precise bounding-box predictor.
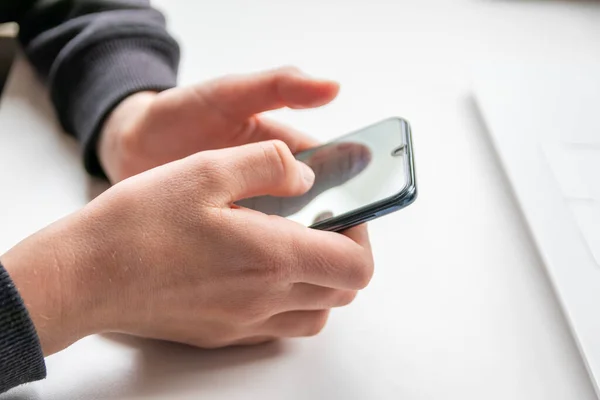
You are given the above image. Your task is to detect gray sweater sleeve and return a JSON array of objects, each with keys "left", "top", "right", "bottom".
[
  {"left": 0, "top": 262, "right": 45, "bottom": 393},
  {"left": 15, "top": 0, "right": 181, "bottom": 177}
]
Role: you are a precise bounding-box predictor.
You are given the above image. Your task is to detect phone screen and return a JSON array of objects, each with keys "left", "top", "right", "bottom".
[{"left": 238, "top": 118, "right": 411, "bottom": 227}]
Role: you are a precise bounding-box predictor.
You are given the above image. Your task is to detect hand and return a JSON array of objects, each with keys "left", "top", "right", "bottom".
[
  {"left": 2, "top": 140, "right": 373, "bottom": 354},
  {"left": 99, "top": 66, "right": 339, "bottom": 183}
]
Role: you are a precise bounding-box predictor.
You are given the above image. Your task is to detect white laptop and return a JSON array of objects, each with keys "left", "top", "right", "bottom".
[{"left": 473, "top": 64, "right": 600, "bottom": 395}]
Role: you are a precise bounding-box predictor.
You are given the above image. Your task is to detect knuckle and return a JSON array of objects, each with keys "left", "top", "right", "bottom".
[
  {"left": 265, "top": 139, "right": 291, "bottom": 160},
  {"left": 261, "top": 262, "right": 292, "bottom": 286},
  {"left": 303, "top": 311, "right": 330, "bottom": 337},
  {"left": 353, "top": 253, "right": 375, "bottom": 289},
  {"left": 243, "top": 295, "right": 280, "bottom": 324},
  {"left": 284, "top": 229, "right": 306, "bottom": 282},
  {"left": 265, "top": 139, "right": 292, "bottom": 164},
  {"left": 234, "top": 305, "right": 268, "bottom": 325},
  {"left": 257, "top": 236, "right": 297, "bottom": 284},
  {"left": 191, "top": 154, "right": 219, "bottom": 182},
  {"left": 228, "top": 291, "right": 279, "bottom": 325},
  {"left": 259, "top": 140, "right": 289, "bottom": 184},
  {"left": 192, "top": 154, "right": 240, "bottom": 202}
]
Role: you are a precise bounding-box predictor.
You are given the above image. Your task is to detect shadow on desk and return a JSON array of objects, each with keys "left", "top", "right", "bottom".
[
  {"left": 37, "top": 335, "right": 285, "bottom": 400},
  {"left": 2, "top": 335, "right": 285, "bottom": 400},
  {"left": 107, "top": 334, "right": 286, "bottom": 398}
]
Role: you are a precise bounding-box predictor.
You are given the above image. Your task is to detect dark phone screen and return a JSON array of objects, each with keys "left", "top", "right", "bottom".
[{"left": 238, "top": 118, "right": 410, "bottom": 226}]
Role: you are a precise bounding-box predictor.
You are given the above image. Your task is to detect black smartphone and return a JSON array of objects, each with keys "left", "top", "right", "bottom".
[{"left": 239, "top": 117, "right": 417, "bottom": 232}]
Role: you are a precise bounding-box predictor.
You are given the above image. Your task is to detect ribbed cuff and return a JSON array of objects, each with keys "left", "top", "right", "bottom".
[
  {"left": 51, "top": 36, "right": 179, "bottom": 178},
  {"left": 0, "top": 262, "right": 46, "bottom": 393}
]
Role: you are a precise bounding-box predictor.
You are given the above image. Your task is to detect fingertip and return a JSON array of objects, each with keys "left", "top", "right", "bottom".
[
  {"left": 280, "top": 72, "right": 341, "bottom": 109},
  {"left": 321, "top": 79, "right": 340, "bottom": 99},
  {"left": 297, "top": 160, "right": 316, "bottom": 188},
  {"left": 301, "top": 78, "right": 340, "bottom": 108}
]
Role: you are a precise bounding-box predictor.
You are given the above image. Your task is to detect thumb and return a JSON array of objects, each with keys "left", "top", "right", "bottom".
[
  {"left": 201, "top": 66, "right": 340, "bottom": 119},
  {"left": 198, "top": 140, "right": 316, "bottom": 204},
  {"left": 236, "top": 142, "right": 372, "bottom": 217}
]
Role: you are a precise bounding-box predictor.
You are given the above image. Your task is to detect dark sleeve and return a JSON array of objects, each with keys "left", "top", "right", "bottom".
[
  {"left": 0, "top": 261, "right": 46, "bottom": 393},
  {"left": 15, "top": 0, "right": 180, "bottom": 178}
]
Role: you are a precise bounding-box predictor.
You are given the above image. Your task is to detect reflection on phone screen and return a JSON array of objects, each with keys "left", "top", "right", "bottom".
[{"left": 238, "top": 118, "right": 409, "bottom": 226}]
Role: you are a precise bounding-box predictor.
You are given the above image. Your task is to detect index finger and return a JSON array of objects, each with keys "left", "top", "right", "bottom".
[
  {"left": 294, "top": 224, "right": 374, "bottom": 290},
  {"left": 201, "top": 66, "right": 339, "bottom": 121}
]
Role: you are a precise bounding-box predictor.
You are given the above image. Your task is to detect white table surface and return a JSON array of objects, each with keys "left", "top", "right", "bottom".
[{"left": 1, "top": 1, "right": 599, "bottom": 399}]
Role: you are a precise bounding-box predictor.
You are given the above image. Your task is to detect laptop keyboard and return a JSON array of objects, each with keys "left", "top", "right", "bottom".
[{"left": 543, "top": 143, "right": 600, "bottom": 267}]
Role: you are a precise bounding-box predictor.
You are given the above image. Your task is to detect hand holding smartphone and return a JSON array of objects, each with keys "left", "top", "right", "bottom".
[{"left": 238, "top": 117, "right": 417, "bottom": 232}]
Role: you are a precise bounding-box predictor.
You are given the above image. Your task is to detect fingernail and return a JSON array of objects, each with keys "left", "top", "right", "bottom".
[{"left": 297, "top": 161, "right": 315, "bottom": 185}]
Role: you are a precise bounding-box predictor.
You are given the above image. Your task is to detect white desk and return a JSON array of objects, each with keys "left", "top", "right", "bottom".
[{"left": 1, "top": 1, "right": 599, "bottom": 399}]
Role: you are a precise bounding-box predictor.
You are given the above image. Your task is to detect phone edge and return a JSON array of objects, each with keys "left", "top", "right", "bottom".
[{"left": 310, "top": 117, "right": 418, "bottom": 232}]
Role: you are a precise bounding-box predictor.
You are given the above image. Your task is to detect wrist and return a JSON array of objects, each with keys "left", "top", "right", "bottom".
[
  {"left": 98, "top": 91, "right": 157, "bottom": 183},
  {"left": 1, "top": 210, "right": 112, "bottom": 355}
]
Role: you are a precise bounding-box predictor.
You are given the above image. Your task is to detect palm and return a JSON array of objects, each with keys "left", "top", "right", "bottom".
[{"left": 134, "top": 67, "right": 339, "bottom": 172}]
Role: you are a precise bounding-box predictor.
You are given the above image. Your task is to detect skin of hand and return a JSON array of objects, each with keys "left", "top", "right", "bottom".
[
  {"left": 99, "top": 66, "right": 340, "bottom": 183},
  {"left": 1, "top": 140, "right": 374, "bottom": 356}
]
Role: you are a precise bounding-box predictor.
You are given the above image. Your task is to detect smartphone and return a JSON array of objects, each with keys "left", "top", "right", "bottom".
[{"left": 238, "top": 117, "right": 417, "bottom": 232}]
